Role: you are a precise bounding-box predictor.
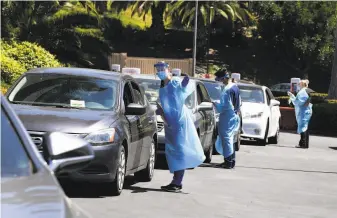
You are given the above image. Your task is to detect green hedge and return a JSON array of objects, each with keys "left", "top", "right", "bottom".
[
  {"left": 1, "top": 40, "right": 63, "bottom": 87},
  {"left": 2, "top": 40, "right": 63, "bottom": 71},
  {"left": 275, "top": 94, "right": 336, "bottom": 107},
  {"left": 0, "top": 53, "right": 26, "bottom": 84},
  {"left": 278, "top": 95, "right": 337, "bottom": 135},
  {"left": 310, "top": 103, "right": 337, "bottom": 134}
]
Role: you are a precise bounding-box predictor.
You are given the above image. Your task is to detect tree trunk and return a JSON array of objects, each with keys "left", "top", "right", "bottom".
[
  {"left": 150, "top": 1, "right": 166, "bottom": 42},
  {"left": 197, "top": 13, "right": 207, "bottom": 59},
  {"left": 328, "top": 29, "right": 337, "bottom": 99}
]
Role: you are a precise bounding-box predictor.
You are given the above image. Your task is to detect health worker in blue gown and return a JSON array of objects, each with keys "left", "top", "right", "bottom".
[
  {"left": 288, "top": 79, "right": 313, "bottom": 149},
  {"left": 154, "top": 61, "right": 205, "bottom": 193},
  {"left": 213, "top": 69, "right": 240, "bottom": 169}
]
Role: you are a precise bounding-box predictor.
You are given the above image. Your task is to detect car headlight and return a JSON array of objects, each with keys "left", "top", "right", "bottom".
[{"left": 84, "top": 128, "right": 117, "bottom": 145}]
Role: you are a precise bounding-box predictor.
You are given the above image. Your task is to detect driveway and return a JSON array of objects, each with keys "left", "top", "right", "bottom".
[{"left": 67, "top": 132, "right": 337, "bottom": 218}]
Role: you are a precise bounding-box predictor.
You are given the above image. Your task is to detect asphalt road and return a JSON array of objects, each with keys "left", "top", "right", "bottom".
[{"left": 66, "top": 132, "right": 337, "bottom": 218}]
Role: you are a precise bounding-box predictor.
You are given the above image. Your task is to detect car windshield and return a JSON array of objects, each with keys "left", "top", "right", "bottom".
[
  {"left": 8, "top": 74, "right": 118, "bottom": 111},
  {"left": 135, "top": 78, "right": 195, "bottom": 109},
  {"left": 239, "top": 86, "right": 265, "bottom": 104},
  {"left": 203, "top": 81, "right": 223, "bottom": 101}
]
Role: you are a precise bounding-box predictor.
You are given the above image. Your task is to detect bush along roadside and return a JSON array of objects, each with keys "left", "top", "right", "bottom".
[
  {"left": 1, "top": 40, "right": 63, "bottom": 91},
  {"left": 277, "top": 95, "right": 337, "bottom": 136},
  {"left": 310, "top": 103, "right": 337, "bottom": 136}
]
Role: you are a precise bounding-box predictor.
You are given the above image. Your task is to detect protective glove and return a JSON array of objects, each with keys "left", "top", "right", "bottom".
[{"left": 182, "top": 75, "right": 190, "bottom": 87}]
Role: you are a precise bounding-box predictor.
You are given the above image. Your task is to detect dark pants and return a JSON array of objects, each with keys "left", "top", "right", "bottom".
[
  {"left": 171, "top": 170, "right": 185, "bottom": 186},
  {"left": 299, "top": 130, "right": 309, "bottom": 148}
]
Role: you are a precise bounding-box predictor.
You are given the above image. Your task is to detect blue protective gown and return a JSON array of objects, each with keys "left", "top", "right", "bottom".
[
  {"left": 159, "top": 77, "right": 205, "bottom": 173},
  {"left": 214, "top": 83, "right": 240, "bottom": 158},
  {"left": 290, "top": 88, "right": 313, "bottom": 134}
]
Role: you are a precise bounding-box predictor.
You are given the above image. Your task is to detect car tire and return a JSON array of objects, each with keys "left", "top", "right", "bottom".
[
  {"left": 235, "top": 131, "right": 241, "bottom": 151},
  {"left": 109, "top": 146, "right": 126, "bottom": 196},
  {"left": 204, "top": 143, "right": 213, "bottom": 163},
  {"left": 257, "top": 121, "right": 269, "bottom": 146},
  {"left": 269, "top": 121, "right": 280, "bottom": 144},
  {"left": 135, "top": 139, "right": 156, "bottom": 182},
  {"left": 212, "top": 128, "right": 219, "bottom": 155}
]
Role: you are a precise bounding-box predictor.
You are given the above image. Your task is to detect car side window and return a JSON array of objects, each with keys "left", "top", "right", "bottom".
[
  {"left": 131, "top": 81, "right": 145, "bottom": 106},
  {"left": 267, "top": 88, "right": 275, "bottom": 99},
  {"left": 265, "top": 90, "right": 271, "bottom": 105},
  {"left": 199, "top": 83, "right": 211, "bottom": 102},
  {"left": 123, "top": 82, "right": 134, "bottom": 107},
  {"left": 272, "top": 84, "right": 280, "bottom": 90},
  {"left": 1, "top": 107, "right": 34, "bottom": 178},
  {"left": 196, "top": 85, "right": 203, "bottom": 105}
]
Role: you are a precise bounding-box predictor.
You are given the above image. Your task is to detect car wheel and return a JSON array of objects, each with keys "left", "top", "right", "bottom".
[
  {"left": 235, "top": 131, "right": 241, "bottom": 151},
  {"left": 109, "top": 146, "right": 126, "bottom": 196},
  {"left": 257, "top": 121, "right": 269, "bottom": 146},
  {"left": 204, "top": 143, "right": 213, "bottom": 163},
  {"left": 269, "top": 121, "right": 280, "bottom": 144},
  {"left": 135, "top": 139, "right": 156, "bottom": 182},
  {"left": 212, "top": 128, "right": 219, "bottom": 155}
]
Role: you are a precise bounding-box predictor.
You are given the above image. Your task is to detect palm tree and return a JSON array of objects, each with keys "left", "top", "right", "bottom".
[
  {"left": 328, "top": 28, "right": 337, "bottom": 99},
  {"left": 167, "top": 0, "right": 255, "bottom": 58},
  {"left": 111, "top": 0, "right": 171, "bottom": 42}
]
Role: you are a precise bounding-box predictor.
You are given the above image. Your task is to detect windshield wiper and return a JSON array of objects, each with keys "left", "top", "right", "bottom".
[{"left": 10, "top": 101, "right": 87, "bottom": 109}]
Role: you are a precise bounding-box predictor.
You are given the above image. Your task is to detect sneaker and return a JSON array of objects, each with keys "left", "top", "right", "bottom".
[{"left": 161, "top": 184, "right": 182, "bottom": 193}]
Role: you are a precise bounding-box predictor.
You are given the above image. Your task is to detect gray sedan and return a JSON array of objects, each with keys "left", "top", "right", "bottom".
[{"left": 1, "top": 95, "right": 93, "bottom": 218}]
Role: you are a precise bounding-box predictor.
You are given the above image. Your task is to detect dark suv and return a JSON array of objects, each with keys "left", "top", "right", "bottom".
[{"left": 5, "top": 67, "right": 157, "bottom": 196}]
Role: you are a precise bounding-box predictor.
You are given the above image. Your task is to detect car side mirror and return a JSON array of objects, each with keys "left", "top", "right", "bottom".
[
  {"left": 197, "top": 102, "right": 213, "bottom": 111},
  {"left": 271, "top": 99, "right": 280, "bottom": 106},
  {"left": 125, "top": 103, "right": 146, "bottom": 115},
  {"left": 44, "top": 132, "right": 94, "bottom": 176}
]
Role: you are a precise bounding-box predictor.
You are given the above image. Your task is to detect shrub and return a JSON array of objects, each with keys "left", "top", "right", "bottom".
[
  {"left": 0, "top": 53, "right": 26, "bottom": 84},
  {"left": 275, "top": 93, "right": 336, "bottom": 107},
  {"left": 2, "top": 40, "right": 63, "bottom": 71},
  {"left": 310, "top": 103, "right": 337, "bottom": 134},
  {"left": 1, "top": 83, "right": 9, "bottom": 95}
]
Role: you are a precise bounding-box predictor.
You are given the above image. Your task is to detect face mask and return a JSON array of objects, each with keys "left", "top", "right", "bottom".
[{"left": 157, "top": 71, "right": 168, "bottom": 80}]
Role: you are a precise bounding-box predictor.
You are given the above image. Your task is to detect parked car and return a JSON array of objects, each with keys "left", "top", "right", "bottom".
[
  {"left": 197, "top": 78, "right": 241, "bottom": 152},
  {"left": 238, "top": 83, "right": 281, "bottom": 145},
  {"left": 270, "top": 82, "right": 315, "bottom": 97},
  {"left": 1, "top": 95, "right": 93, "bottom": 218},
  {"left": 5, "top": 67, "right": 157, "bottom": 196},
  {"left": 131, "top": 74, "right": 215, "bottom": 163}
]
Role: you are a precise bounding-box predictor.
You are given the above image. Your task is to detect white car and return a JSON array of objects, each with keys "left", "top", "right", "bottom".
[{"left": 238, "top": 83, "right": 281, "bottom": 145}]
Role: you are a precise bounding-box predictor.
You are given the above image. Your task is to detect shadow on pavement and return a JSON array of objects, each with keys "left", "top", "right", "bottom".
[
  {"left": 200, "top": 163, "right": 337, "bottom": 174},
  {"left": 329, "top": 147, "right": 337, "bottom": 151},
  {"left": 267, "top": 144, "right": 297, "bottom": 149},
  {"left": 60, "top": 175, "right": 141, "bottom": 198},
  {"left": 124, "top": 185, "right": 189, "bottom": 195},
  {"left": 199, "top": 163, "right": 226, "bottom": 169},
  {"left": 237, "top": 166, "right": 337, "bottom": 174}
]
